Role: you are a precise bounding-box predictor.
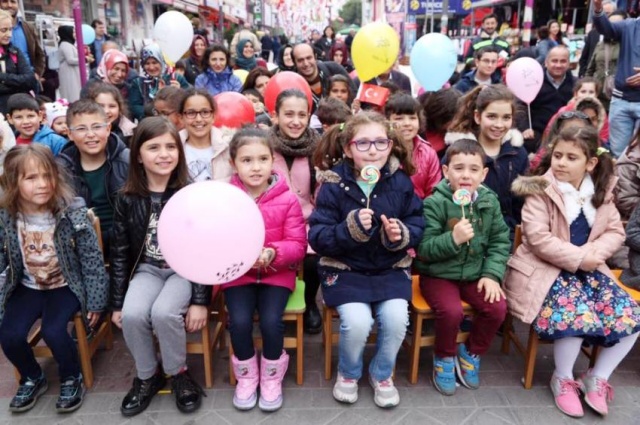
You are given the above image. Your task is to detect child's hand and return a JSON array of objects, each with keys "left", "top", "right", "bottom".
[
  {"left": 111, "top": 311, "right": 123, "bottom": 329},
  {"left": 253, "top": 247, "right": 276, "bottom": 269},
  {"left": 352, "top": 99, "right": 361, "bottom": 114},
  {"left": 87, "top": 311, "right": 101, "bottom": 328},
  {"left": 523, "top": 129, "right": 535, "bottom": 139},
  {"left": 169, "top": 79, "right": 181, "bottom": 88},
  {"left": 358, "top": 208, "right": 374, "bottom": 231},
  {"left": 580, "top": 249, "right": 607, "bottom": 272},
  {"left": 185, "top": 305, "right": 208, "bottom": 332},
  {"left": 381, "top": 214, "right": 402, "bottom": 243},
  {"left": 477, "top": 277, "right": 506, "bottom": 303},
  {"left": 452, "top": 218, "right": 474, "bottom": 246}
]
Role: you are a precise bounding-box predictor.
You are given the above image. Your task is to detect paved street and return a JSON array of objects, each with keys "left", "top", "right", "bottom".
[{"left": 0, "top": 319, "right": 639, "bottom": 425}]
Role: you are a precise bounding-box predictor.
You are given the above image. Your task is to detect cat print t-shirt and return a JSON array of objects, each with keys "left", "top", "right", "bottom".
[
  {"left": 142, "top": 192, "right": 168, "bottom": 268},
  {"left": 17, "top": 212, "right": 67, "bottom": 290},
  {"left": 184, "top": 143, "right": 215, "bottom": 182}
]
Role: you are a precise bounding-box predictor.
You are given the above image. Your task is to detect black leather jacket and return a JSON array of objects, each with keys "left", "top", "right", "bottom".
[{"left": 109, "top": 189, "right": 212, "bottom": 310}]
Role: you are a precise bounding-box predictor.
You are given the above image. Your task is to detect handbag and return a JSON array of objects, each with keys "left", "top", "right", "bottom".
[{"left": 603, "top": 43, "right": 615, "bottom": 100}]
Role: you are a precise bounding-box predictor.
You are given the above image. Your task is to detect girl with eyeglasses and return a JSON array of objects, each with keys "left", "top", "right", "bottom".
[
  {"left": 178, "top": 88, "right": 233, "bottom": 182},
  {"left": 309, "top": 111, "right": 424, "bottom": 408}
]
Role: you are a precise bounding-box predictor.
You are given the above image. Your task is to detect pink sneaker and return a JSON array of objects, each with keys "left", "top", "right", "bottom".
[
  {"left": 550, "top": 373, "right": 584, "bottom": 418},
  {"left": 231, "top": 354, "right": 259, "bottom": 410},
  {"left": 578, "top": 370, "right": 614, "bottom": 416},
  {"left": 259, "top": 351, "right": 289, "bottom": 412}
]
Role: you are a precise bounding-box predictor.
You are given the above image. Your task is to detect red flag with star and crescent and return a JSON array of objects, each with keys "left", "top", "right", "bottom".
[{"left": 358, "top": 83, "right": 391, "bottom": 107}]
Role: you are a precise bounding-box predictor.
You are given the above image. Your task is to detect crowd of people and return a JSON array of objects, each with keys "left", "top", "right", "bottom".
[{"left": 0, "top": 0, "right": 638, "bottom": 421}]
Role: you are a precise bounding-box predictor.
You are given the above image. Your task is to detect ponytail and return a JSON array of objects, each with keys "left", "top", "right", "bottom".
[{"left": 448, "top": 86, "right": 483, "bottom": 134}]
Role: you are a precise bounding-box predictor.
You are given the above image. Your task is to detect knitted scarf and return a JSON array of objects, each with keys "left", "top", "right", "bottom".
[{"left": 269, "top": 126, "right": 320, "bottom": 157}]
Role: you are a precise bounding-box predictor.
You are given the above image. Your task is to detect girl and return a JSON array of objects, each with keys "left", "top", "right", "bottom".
[
  {"left": 384, "top": 93, "right": 441, "bottom": 199},
  {"left": 446, "top": 84, "right": 529, "bottom": 234},
  {"left": 309, "top": 112, "right": 424, "bottom": 407},
  {"left": 328, "top": 75, "right": 354, "bottom": 107},
  {"left": 110, "top": 117, "right": 209, "bottom": 417},
  {"left": 224, "top": 127, "right": 307, "bottom": 412},
  {"left": 0, "top": 144, "right": 108, "bottom": 413},
  {"left": 195, "top": 45, "right": 243, "bottom": 97},
  {"left": 153, "top": 86, "right": 187, "bottom": 131},
  {"left": 44, "top": 99, "right": 69, "bottom": 138},
  {"left": 183, "top": 35, "right": 208, "bottom": 85},
  {"left": 129, "top": 44, "right": 190, "bottom": 121},
  {"left": 241, "top": 66, "right": 271, "bottom": 96},
  {"left": 507, "top": 125, "right": 640, "bottom": 418},
  {"left": 234, "top": 39, "right": 265, "bottom": 72},
  {"left": 179, "top": 88, "right": 234, "bottom": 182},
  {"left": 57, "top": 25, "right": 81, "bottom": 102},
  {"left": 531, "top": 110, "right": 592, "bottom": 171},
  {"left": 268, "top": 89, "right": 322, "bottom": 335},
  {"left": 87, "top": 82, "right": 137, "bottom": 145},
  {"left": 418, "top": 88, "right": 462, "bottom": 158}
]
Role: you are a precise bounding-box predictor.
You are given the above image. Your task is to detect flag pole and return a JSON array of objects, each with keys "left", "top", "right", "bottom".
[{"left": 72, "top": 0, "right": 87, "bottom": 85}]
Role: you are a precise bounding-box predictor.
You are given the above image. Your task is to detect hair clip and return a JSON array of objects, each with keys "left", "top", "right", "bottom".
[
  {"left": 339, "top": 123, "right": 345, "bottom": 132},
  {"left": 596, "top": 147, "right": 609, "bottom": 156}
]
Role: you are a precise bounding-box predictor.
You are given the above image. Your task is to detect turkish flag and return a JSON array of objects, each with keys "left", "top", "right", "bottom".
[{"left": 358, "top": 83, "right": 390, "bottom": 107}]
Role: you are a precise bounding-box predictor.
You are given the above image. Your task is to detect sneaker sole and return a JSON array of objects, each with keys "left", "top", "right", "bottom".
[
  {"left": 373, "top": 395, "right": 399, "bottom": 408},
  {"left": 233, "top": 394, "right": 257, "bottom": 411},
  {"left": 258, "top": 395, "right": 283, "bottom": 412},
  {"left": 55, "top": 387, "right": 86, "bottom": 414},
  {"left": 9, "top": 381, "right": 49, "bottom": 413},
  {"left": 176, "top": 396, "right": 202, "bottom": 414},
  {"left": 582, "top": 394, "right": 607, "bottom": 416},
  {"left": 432, "top": 370, "right": 455, "bottom": 396},
  {"left": 120, "top": 387, "right": 164, "bottom": 417},
  {"left": 332, "top": 388, "right": 358, "bottom": 404},
  {"left": 454, "top": 357, "right": 479, "bottom": 390}
]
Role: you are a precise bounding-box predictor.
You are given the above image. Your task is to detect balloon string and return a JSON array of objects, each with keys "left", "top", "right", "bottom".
[{"left": 527, "top": 103, "right": 532, "bottom": 130}]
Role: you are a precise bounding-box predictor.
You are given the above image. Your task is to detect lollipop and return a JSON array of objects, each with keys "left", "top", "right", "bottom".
[
  {"left": 360, "top": 165, "right": 380, "bottom": 208},
  {"left": 453, "top": 188, "right": 472, "bottom": 219}
]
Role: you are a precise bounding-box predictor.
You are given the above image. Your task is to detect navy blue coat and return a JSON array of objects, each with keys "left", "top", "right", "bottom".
[
  {"left": 453, "top": 69, "right": 502, "bottom": 94},
  {"left": 308, "top": 158, "right": 425, "bottom": 307}
]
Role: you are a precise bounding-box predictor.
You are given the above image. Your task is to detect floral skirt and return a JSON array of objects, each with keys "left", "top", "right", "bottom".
[{"left": 534, "top": 270, "right": 640, "bottom": 346}]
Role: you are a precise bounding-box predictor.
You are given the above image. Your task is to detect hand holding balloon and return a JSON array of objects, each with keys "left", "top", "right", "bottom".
[{"left": 381, "top": 215, "right": 402, "bottom": 243}]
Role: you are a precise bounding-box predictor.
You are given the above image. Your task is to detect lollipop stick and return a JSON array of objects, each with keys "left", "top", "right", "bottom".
[
  {"left": 366, "top": 187, "right": 372, "bottom": 209},
  {"left": 461, "top": 205, "right": 465, "bottom": 219}
]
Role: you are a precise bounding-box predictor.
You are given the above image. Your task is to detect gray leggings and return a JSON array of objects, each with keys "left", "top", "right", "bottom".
[{"left": 122, "top": 263, "right": 192, "bottom": 379}]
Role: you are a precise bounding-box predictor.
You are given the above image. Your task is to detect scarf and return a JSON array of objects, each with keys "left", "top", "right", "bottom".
[
  {"left": 234, "top": 39, "right": 257, "bottom": 71},
  {"left": 269, "top": 126, "right": 320, "bottom": 157},
  {"left": 189, "top": 34, "right": 207, "bottom": 67},
  {"left": 97, "top": 49, "right": 130, "bottom": 83},
  {"left": 557, "top": 173, "right": 596, "bottom": 227},
  {"left": 140, "top": 44, "right": 167, "bottom": 100},
  {"left": 277, "top": 44, "right": 296, "bottom": 72}
]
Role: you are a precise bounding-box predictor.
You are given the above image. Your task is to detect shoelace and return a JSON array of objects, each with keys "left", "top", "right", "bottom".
[
  {"left": 340, "top": 376, "right": 357, "bottom": 384},
  {"left": 377, "top": 379, "right": 393, "bottom": 388},
  {"left": 560, "top": 379, "right": 581, "bottom": 395},
  {"left": 173, "top": 373, "right": 206, "bottom": 397},
  {"left": 596, "top": 378, "right": 615, "bottom": 402},
  {"left": 15, "top": 381, "right": 37, "bottom": 400},
  {"left": 59, "top": 378, "right": 79, "bottom": 400}
]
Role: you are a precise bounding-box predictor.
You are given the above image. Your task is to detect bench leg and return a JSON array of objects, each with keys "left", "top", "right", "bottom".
[
  {"left": 323, "top": 308, "right": 333, "bottom": 381},
  {"left": 296, "top": 313, "right": 304, "bottom": 385},
  {"left": 523, "top": 326, "right": 539, "bottom": 389},
  {"left": 202, "top": 323, "right": 213, "bottom": 389},
  {"left": 408, "top": 312, "right": 423, "bottom": 385},
  {"left": 74, "top": 317, "right": 93, "bottom": 389}
]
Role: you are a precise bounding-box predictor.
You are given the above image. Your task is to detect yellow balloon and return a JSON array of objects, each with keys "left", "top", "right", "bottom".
[
  {"left": 234, "top": 69, "right": 249, "bottom": 84},
  {"left": 351, "top": 22, "right": 400, "bottom": 82}
]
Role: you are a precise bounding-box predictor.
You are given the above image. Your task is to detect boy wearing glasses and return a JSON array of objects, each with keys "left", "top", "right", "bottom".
[
  {"left": 6, "top": 94, "right": 66, "bottom": 156},
  {"left": 454, "top": 46, "right": 502, "bottom": 94},
  {"left": 57, "top": 99, "right": 130, "bottom": 259}
]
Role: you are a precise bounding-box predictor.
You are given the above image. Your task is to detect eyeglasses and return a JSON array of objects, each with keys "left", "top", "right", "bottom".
[
  {"left": 69, "top": 123, "right": 109, "bottom": 137},
  {"left": 153, "top": 108, "right": 176, "bottom": 117},
  {"left": 558, "top": 111, "right": 590, "bottom": 121},
  {"left": 182, "top": 109, "right": 213, "bottom": 119},
  {"left": 349, "top": 138, "right": 392, "bottom": 152}
]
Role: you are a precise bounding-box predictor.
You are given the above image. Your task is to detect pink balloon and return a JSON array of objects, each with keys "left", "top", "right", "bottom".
[
  {"left": 158, "top": 182, "right": 265, "bottom": 285},
  {"left": 505, "top": 57, "right": 544, "bottom": 104}
]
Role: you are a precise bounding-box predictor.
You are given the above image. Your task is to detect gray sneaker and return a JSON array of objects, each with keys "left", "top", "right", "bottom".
[
  {"left": 369, "top": 375, "right": 399, "bottom": 408},
  {"left": 333, "top": 372, "right": 358, "bottom": 404}
]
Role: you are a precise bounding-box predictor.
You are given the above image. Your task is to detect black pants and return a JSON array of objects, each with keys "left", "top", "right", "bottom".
[{"left": 303, "top": 254, "right": 320, "bottom": 311}]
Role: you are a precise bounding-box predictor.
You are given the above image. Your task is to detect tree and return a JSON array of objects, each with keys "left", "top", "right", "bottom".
[{"left": 339, "top": 0, "right": 362, "bottom": 26}]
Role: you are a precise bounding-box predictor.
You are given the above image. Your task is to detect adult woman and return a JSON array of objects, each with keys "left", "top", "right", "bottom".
[
  {"left": 0, "top": 9, "right": 37, "bottom": 114},
  {"left": 195, "top": 44, "right": 243, "bottom": 97},
  {"left": 535, "top": 26, "right": 555, "bottom": 65},
  {"left": 81, "top": 49, "right": 131, "bottom": 101},
  {"left": 57, "top": 25, "right": 81, "bottom": 102},
  {"left": 547, "top": 20, "right": 568, "bottom": 46},
  {"left": 329, "top": 41, "right": 353, "bottom": 72},
  {"left": 241, "top": 66, "right": 271, "bottom": 96},
  {"left": 183, "top": 35, "right": 208, "bottom": 85},
  {"left": 128, "top": 44, "right": 190, "bottom": 121},
  {"left": 234, "top": 39, "right": 266, "bottom": 72},
  {"left": 313, "top": 26, "right": 335, "bottom": 60},
  {"left": 276, "top": 43, "right": 295, "bottom": 73}
]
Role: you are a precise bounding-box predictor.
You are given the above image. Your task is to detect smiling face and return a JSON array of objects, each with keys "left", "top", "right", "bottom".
[
  {"left": 329, "top": 81, "right": 349, "bottom": 103},
  {"left": 475, "top": 51, "right": 499, "bottom": 78},
  {"left": 0, "top": 0, "right": 18, "bottom": 17},
  {"left": 108, "top": 62, "right": 128, "bottom": 85},
  {"left": 194, "top": 39, "right": 206, "bottom": 57},
  {"left": 18, "top": 158, "right": 54, "bottom": 214},
  {"left": 0, "top": 16, "right": 11, "bottom": 45},
  {"left": 551, "top": 139, "right": 597, "bottom": 189},
  {"left": 8, "top": 109, "right": 43, "bottom": 139},
  {"left": 231, "top": 139, "right": 274, "bottom": 195},
  {"left": 275, "top": 97, "right": 309, "bottom": 139},
  {"left": 474, "top": 100, "right": 513, "bottom": 144},
  {"left": 67, "top": 112, "right": 110, "bottom": 159},
  {"left": 143, "top": 58, "right": 163, "bottom": 77},
  {"left": 482, "top": 17, "right": 498, "bottom": 35},
  {"left": 94, "top": 92, "right": 120, "bottom": 124},
  {"left": 181, "top": 95, "right": 214, "bottom": 140},
  {"left": 576, "top": 82, "right": 597, "bottom": 99},
  {"left": 549, "top": 22, "right": 560, "bottom": 37},
  {"left": 208, "top": 50, "right": 227, "bottom": 73},
  {"left": 293, "top": 44, "right": 318, "bottom": 81},
  {"left": 545, "top": 47, "right": 570, "bottom": 80},
  {"left": 344, "top": 122, "right": 392, "bottom": 172},
  {"left": 255, "top": 75, "right": 270, "bottom": 96},
  {"left": 139, "top": 132, "right": 180, "bottom": 181},
  {"left": 389, "top": 113, "right": 420, "bottom": 144},
  {"left": 283, "top": 47, "right": 294, "bottom": 68},
  {"left": 242, "top": 42, "right": 254, "bottom": 58}
]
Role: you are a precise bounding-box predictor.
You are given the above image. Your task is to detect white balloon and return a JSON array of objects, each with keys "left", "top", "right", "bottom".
[{"left": 153, "top": 11, "right": 194, "bottom": 63}]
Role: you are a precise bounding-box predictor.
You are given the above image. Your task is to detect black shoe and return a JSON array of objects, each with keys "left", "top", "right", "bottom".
[
  {"left": 9, "top": 373, "right": 48, "bottom": 413},
  {"left": 304, "top": 304, "right": 322, "bottom": 334},
  {"left": 120, "top": 372, "right": 166, "bottom": 417},
  {"left": 171, "top": 370, "right": 205, "bottom": 413},
  {"left": 55, "top": 374, "right": 85, "bottom": 413}
]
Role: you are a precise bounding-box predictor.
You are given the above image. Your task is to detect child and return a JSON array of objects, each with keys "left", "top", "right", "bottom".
[
  {"left": 328, "top": 75, "right": 354, "bottom": 107},
  {"left": 269, "top": 89, "right": 322, "bottom": 335},
  {"left": 507, "top": 125, "right": 640, "bottom": 418},
  {"left": 419, "top": 88, "right": 463, "bottom": 158},
  {"left": 86, "top": 82, "right": 137, "bottom": 146},
  {"left": 178, "top": 88, "right": 234, "bottom": 182},
  {"left": 309, "top": 112, "right": 424, "bottom": 408},
  {"left": 57, "top": 99, "right": 130, "bottom": 259},
  {"left": 446, "top": 84, "right": 529, "bottom": 234},
  {"left": 110, "top": 117, "right": 209, "bottom": 416},
  {"left": 0, "top": 144, "right": 108, "bottom": 413},
  {"left": 316, "top": 97, "right": 351, "bottom": 134},
  {"left": 384, "top": 93, "right": 441, "bottom": 199},
  {"left": 153, "top": 86, "right": 187, "bottom": 131},
  {"left": 621, "top": 203, "right": 640, "bottom": 290},
  {"left": 415, "top": 139, "right": 510, "bottom": 395},
  {"left": 44, "top": 99, "right": 69, "bottom": 139},
  {"left": 6, "top": 94, "right": 67, "bottom": 156},
  {"left": 242, "top": 88, "right": 272, "bottom": 128},
  {"left": 615, "top": 131, "right": 640, "bottom": 220},
  {"left": 224, "top": 127, "right": 307, "bottom": 412}
]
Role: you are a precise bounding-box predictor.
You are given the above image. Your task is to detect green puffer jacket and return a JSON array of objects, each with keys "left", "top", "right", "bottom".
[
  {"left": 0, "top": 201, "right": 109, "bottom": 327},
  {"left": 414, "top": 180, "right": 511, "bottom": 283}
]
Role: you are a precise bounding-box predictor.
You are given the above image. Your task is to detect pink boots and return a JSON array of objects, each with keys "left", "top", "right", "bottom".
[
  {"left": 231, "top": 354, "right": 259, "bottom": 410},
  {"left": 258, "top": 351, "right": 289, "bottom": 412}
]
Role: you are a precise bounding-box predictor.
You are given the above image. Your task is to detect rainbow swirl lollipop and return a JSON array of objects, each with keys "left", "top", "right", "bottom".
[
  {"left": 453, "top": 189, "right": 472, "bottom": 206},
  {"left": 360, "top": 165, "right": 381, "bottom": 185}
]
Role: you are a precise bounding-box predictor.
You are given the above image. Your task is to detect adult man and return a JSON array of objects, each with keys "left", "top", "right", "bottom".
[
  {"left": 454, "top": 46, "right": 502, "bottom": 94},
  {"left": 463, "top": 14, "right": 510, "bottom": 65},
  {"left": 524, "top": 45, "right": 575, "bottom": 153},
  {"left": 0, "top": 0, "right": 44, "bottom": 78},
  {"left": 292, "top": 43, "right": 354, "bottom": 112},
  {"left": 230, "top": 23, "right": 261, "bottom": 59},
  {"left": 89, "top": 19, "right": 111, "bottom": 69},
  {"left": 579, "top": 0, "right": 616, "bottom": 78},
  {"left": 593, "top": 0, "right": 640, "bottom": 157}
]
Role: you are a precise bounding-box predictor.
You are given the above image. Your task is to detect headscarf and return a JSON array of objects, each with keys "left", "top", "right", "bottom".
[
  {"left": 58, "top": 26, "right": 75, "bottom": 46},
  {"left": 276, "top": 43, "right": 295, "bottom": 72},
  {"left": 140, "top": 44, "right": 167, "bottom": 78},
  {"left": 329, "top": 42, "right": 349, "bottom": 66},
  {"left": 190, "top": 34, "right": 208, "bottom": 64},
  {"left": 234, "top": 39, "right": 257, "bottom": 71},
  {"left": 97, "top": 49, "right": 130, "bottom": 83}
]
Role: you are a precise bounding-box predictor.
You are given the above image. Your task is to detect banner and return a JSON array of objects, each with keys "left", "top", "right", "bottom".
[{"left": 406, "top": 0, "right": 469, "bottom": 15}]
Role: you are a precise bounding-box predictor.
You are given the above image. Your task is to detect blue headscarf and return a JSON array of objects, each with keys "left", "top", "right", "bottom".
[
  {"left": 139, "top": 44, "right": 167, "bottom": 100},
  {"left": 234, "top": 39, "right": 257, "bottom": 71}
]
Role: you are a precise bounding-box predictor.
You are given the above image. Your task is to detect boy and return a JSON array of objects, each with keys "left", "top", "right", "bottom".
[
  {"left": 316, "top": 97, "right": 351, "bottom": 133},
  {"left": 454, "top": 46, "right": 502, "bottom": 94},
  {"left": 414, "top": 139, "right": 510, "bottom": 396},
  {"left": 57, "top": 99, "right": 129, "bottom": 259},
  {"left": 6, "top": 94, "right": 67, "bottom": 156}
]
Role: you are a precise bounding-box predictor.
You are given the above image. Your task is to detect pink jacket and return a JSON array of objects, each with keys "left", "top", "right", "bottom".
[
  {"left": 272, "top": 152, "right": 314, "bottom": 221},
  {"left": 504, "top": 171, "right": 624, "bottom": 324},
  {"left": 223, "top": 171, "right": 308, "bottom": 291},
  {"left": 411, "top": 135, "right": 441, "bottom": 199}
]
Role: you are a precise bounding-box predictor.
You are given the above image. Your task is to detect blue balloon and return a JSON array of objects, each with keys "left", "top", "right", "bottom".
[
  {"left": 410, "top": 33, "right": 457, "bottom": 92},
  {"left": 81, "top": 24, "right": 95, "bottom": 45}
]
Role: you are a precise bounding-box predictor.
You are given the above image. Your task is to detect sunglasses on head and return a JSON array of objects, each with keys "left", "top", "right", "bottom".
[{"left": 558, "top": 111, "right": 590, "bottom": 121}]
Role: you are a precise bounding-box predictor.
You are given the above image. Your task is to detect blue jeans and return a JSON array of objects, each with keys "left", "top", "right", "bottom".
[
  {"left": 336, "top": 299, "right": 408, "bottom": 381},
  {"left": 609, "top": 97, "right": 640, "bottom": 157}
]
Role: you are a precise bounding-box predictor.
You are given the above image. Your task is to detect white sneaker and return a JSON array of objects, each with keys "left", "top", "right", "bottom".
[
  {"left": 333, "top": 372, "right": 358, "bottom": 404},
  {"left": 369, "top": 375, "right": 399, "bottom": 408}
]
